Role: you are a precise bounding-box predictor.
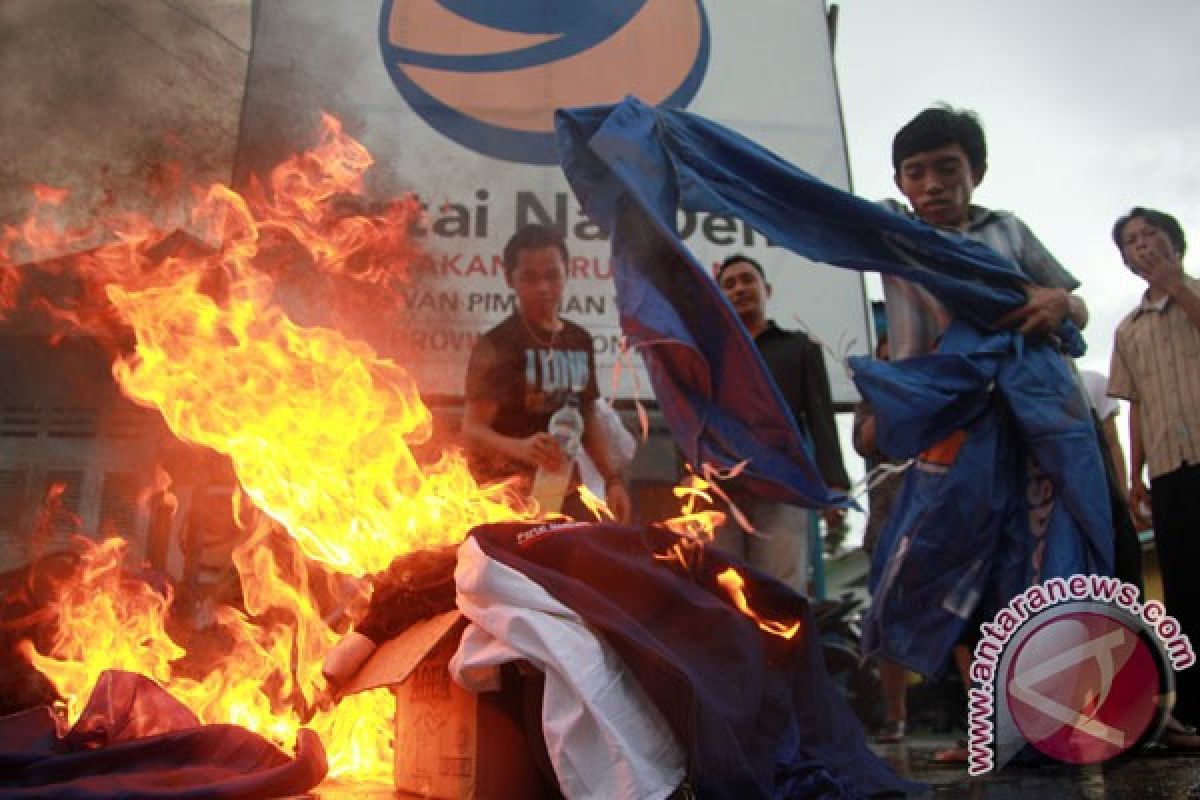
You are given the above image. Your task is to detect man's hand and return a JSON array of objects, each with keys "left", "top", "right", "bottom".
[
  {"left": 605, "top": 480, "right": 632, "bottom": 524},
  {"left": 1130, "top": 237, "right": 1186, "bottom": 297},
  {"left": 1129, "top": 479, "right": 1153, "bottom": 532},
  {"left": 515, "top": 433, "right": 565, "bottom": 471},
  {"left": 996, "top": 285, "right": 1070, "bottom": 337},
  {"left": 823, "top": 488, "right": 848, "bottom": 530}
]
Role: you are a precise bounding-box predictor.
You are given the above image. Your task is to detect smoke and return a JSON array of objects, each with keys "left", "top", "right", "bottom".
[{"left": 0, "top": 0, "right": 249, "bottom": 234}]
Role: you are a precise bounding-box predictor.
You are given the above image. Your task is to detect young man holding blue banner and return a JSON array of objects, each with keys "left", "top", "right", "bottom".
[
  {"left": 877, "top": 106, "right": 1090, "bottom": 756},
  {"left": 882, "top": 107, "right": 1087, "bottom": 357}
]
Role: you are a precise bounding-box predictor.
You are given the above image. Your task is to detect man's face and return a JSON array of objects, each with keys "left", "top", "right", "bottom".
[
  {"left": 1118, "top": 216, "right": 1176, "bottom": 277},
  {"left": 895, "top": 142, "right": 983, "bottom": 230},
  {"left": 508, "top": 244, "right": 566, "bottom": 320},
  {"left": 719, "top": 260, "right": 770, "bottom": 323}
]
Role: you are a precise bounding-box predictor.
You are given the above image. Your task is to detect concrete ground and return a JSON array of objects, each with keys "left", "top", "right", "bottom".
[
  {"left": 874, "top": 733, "right": 1200, "bottom": 799},
  {"left": 308, "top": 739, "right": 1200, "bottom": 799}
]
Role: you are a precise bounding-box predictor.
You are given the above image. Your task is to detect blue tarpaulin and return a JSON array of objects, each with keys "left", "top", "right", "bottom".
[{"left": 554, "top": 96, "right": 1112, "bottom": 673}]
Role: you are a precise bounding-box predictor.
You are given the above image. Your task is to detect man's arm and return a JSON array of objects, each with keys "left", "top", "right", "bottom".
[
  {"left": 581, "top": 403, "right": 631, "bottom": 523},
  {"left": 800, "top": 338, "right": 849, "bottom": 527},
  {"left": 1108, "top": 331, "right": 1148, "bottom": 528},
  {"left": 997, "top": 285, "right": 1088, "bottom": 336},
  {"left": 1127, "top": 399, "right": 1152, "bottom": 529},
  {"left": 852, "top": 404, "right": 878, "bottom": 458},
  {"left": 1101, "top": 414, "right": 1128, "bottom": 492},
  {"left": 1133, "top": 243, "right": 1200, "bottom": 333},
  {"left": 997, "top": 215, "right": 1088, "bottom": 335},
  {"left": 462, "top": 398, "right": 564, "bottom": 472},
  {"left": 1169, "top": 280, "right": 1200, "bottom": 333}
]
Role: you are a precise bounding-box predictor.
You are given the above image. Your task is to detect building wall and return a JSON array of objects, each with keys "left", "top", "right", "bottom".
[{"left": 0, "top": 0, "right": 251, "bottom": 235}]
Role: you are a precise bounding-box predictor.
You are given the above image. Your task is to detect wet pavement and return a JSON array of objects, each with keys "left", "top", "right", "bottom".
[
  {"left": 304, "top": 735, "right": 1200, "bottom": 798},
  {"left": 307, "top": 745, "right": 1200, "bottom": 799},
  {"left": 875, "top": 734, "right": 1200, "bottom": 799}
]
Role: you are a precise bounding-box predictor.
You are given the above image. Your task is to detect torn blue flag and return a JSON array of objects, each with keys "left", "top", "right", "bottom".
[
  {"left": 554, "top": 95, "right": 1081, "bottom": 508},
  {"left": 554, "top": 97, "right": 1111, "bottom": 675}
]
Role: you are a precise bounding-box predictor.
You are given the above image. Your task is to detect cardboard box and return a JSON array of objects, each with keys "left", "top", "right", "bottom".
[{"left": 340, "top": 610, "right": 560, "bottom": 799}]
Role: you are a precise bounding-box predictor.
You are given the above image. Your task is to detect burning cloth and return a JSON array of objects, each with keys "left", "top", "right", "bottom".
[
  {"left": 457, "top": 520, "right": 915, "bottom": 799},
  {"left": 0, "top": 670, "right": 326, "bottom": 799}
]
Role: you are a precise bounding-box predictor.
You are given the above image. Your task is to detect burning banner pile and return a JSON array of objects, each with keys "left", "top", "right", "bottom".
[
  {"left": 0, "top": 115, "right": 533, "bottom": 789},
  {"left": 0, "top": 116, "right": 908, "bottom": 799}
]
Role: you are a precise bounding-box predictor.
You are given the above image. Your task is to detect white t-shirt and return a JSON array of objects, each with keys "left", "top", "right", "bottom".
[
  {"left": 1079, "top": 368, "right": 1119, "bottom": 420},
  {"left": 577, "top": 397, "right": 637, "bottom": 496}
]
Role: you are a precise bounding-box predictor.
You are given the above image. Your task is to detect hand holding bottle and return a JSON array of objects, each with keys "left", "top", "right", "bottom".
[
  {"left": 520, "top": 432, "right": 567, "bottom": 471},
  {"left": 530, "top": 399, "right": 584, "bottom": 514}
]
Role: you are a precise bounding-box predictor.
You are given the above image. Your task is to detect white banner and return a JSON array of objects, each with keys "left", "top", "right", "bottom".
[{"left": 236, "top": 0, "right": 869, "bottom": 403}]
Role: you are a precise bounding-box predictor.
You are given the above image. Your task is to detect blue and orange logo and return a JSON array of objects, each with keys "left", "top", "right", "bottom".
[{"left": 379, "top": 0, "right": 710, "bottom": 165}]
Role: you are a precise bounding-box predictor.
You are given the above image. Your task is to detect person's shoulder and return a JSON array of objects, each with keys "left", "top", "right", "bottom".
[
  {"left": 761, "top": 322, "right": 818, "bottom": 350},
  {"left": 1113, "top": 305, "right": 1143, "bottom": 341},
  {"left": 560, "top": 317, "right": 591, "bottom": 335},
  {"left": 967, "top": 204, "right": 1019, "bottom": 230},
  {"left": 558, "top": 317, "right": 595, "bottom": 342},
  {"left": 760, "top": 320, "right": 802, "bottom": 339},
  {"left": 470, "top": 315, "right": 519, "bottom": 359},
  {"left": 480, "top": 313, "right": 520, "bottom": 341}
]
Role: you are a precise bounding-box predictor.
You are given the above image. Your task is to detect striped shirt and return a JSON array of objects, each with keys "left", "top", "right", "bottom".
[
  {"left": 880, "top": 201, "right": 1080, "bottom": 360},
  {"left": 1108, "top": 278, "right": 1200, "bottom": 480}
]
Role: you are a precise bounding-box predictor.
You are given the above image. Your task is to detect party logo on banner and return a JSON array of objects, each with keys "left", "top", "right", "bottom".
[{"left": 380, "top": 0, "right": 709, "bottom": 165}]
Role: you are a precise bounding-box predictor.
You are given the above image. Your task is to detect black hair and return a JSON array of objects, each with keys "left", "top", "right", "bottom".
[
  {"left": 502, "top": 224, "right": 569, "bottom": 280},
  {"left": 716, "top": 253, "right": 765, "bottom": 281},
  {"left": 892, "top": 106, "right": 987, "bottom": 172},
  {"left": 1112, "top": 207, "right": 1187, "bottom": 258}
]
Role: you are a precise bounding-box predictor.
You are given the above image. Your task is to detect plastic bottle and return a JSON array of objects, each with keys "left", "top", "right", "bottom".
[{"left": 530, "top": 397, "right": 584, "bottom": 514}]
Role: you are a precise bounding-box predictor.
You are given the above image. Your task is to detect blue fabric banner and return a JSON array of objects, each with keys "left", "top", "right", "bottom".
[
  {"left": 555, "top": 97, "right": 1111, "bottom": 673},
  {"left": 555, "top": 96, "right": 1084, "bottom": 508}
]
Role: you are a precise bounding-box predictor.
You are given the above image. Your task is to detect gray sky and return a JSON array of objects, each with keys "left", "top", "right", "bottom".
[{"left": 832, "top": 0, "right": 1200, "bottom": 377}]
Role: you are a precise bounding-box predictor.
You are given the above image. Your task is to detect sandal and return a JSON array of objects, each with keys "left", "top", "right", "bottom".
[
  {"left": 1156, "top": 719, "right": 1200, "bottom": 753},
  {"left": 932, "top": 740, "right": 969, "bottom": 765}
]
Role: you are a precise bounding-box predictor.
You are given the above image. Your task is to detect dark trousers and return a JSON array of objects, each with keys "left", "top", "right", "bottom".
[{"left": 1151, "top": 463, "right": 1200, "bottom": 724}]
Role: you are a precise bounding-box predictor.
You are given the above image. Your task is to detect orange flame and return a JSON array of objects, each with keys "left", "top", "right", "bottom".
[
  {"left": 716, "top": 568, "right": 802, "bottom": 640},
  {"left": 6, "top": 113, "right": 756, "bottom": 785},
  {"left": 576, "top": 485, "right": 614, "bottom": 522},
  {"left": 21, "top": 532, "right": 396, "bottom": 781},
  {"left": 6, "top": 114, "right": 538, "bottom": 783},
  {"left": 660, "top": 470, "right": 726, "bottom": 539},
  {"left": 655, "top": 471, "right": 798, "bottom": 641}
]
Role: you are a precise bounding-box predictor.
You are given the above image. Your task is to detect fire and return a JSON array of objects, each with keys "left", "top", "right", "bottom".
[
  {"left": 658, "top": 471, "right": 799, "bottom": 642},
  {"left": 1, "top": 111, "right": 788, "bottom": 787},
  {"left": 716, "top": 568, "right": 802, "bottom": 640},
  {"left": 20, "top": 537, "right": 184, "bottom": 724},
  {"left": 576, "top": 485, "right": 614, "bottom": 521},
  {"left": 4, "top": 114, "right": 536, "bottom": 782},
  {"left": 21, "top": 530, "right": 397, "bottom": 780},
  {"left": 660, "top": 469, "right": 727, "bottom": 539}
]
